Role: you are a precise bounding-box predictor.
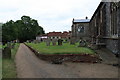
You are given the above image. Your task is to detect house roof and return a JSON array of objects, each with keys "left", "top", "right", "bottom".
[
  {"left": 47, "top": 31, "right": 71, "bottom": 38},
  {"left": 37, "top": 31, "right": 71, "bottom": 38},
  {"left": 73, "top": 19, "right": 90, "bottom": 23},
  {"left": 47, "top": 32, "right": 62, "bottom": 36}
]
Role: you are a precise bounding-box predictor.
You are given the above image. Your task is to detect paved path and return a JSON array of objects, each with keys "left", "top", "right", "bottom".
[
  {"left": 96, "top": 48, "right": 118, "bottom": 64},
  {"left": 15, "top": 43, "right": 119, "bottom": 78}
]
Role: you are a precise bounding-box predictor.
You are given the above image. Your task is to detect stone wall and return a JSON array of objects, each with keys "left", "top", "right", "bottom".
[
  {"left": 90, "top": 2, "right": 119, "bottom": 54},
  {"left": 106, "top": 2, "right": 119, "bottom": 54},
  {"left": 106, "top": 39, "right": 119, "bottom": 54},
  {"left": 118, "top": 1, "right": 120, "bottom": 55},
  {"left": 72, "top": 22, "right": 90, "bottom": 42}
]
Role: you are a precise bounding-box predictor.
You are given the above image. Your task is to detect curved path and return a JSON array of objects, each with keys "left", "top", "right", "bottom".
[{"left": 15, "top": 43, "right": 118, "bottom": 78}]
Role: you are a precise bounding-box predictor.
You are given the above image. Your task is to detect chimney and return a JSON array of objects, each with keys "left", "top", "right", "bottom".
[{"left": 86, "top": 16, "right": 88, "bottom": 19}]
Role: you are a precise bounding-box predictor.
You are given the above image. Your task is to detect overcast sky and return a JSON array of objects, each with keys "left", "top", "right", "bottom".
[{"left": 0, "top": 0, "right": 101, "bottom": 33}]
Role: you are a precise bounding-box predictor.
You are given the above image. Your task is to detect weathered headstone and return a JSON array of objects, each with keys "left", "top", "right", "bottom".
[
  {"left": 46, "top": 38, "right": 51, "bottom": 46},
  {"left": 33, "top": 40, "right": 38, "bottom": 44},
  {"left": 70, "top": 38, "right": 75, "bottom": 45},
  {"left": 78, "top": 39, "right": 86, "bottom": 47},
  {"left": 11, "top": 43, "right": 15, "bottom": 49},
  {"left": 52, "top": 39, "right": 57, "bottom": 46},
  {"left": 2, "top": 47, "right": 11, "bottom": 59},
  {"left": 58, "top": 39, "right": 63, "bottom": 46},
  {"left": 7, "top": 42, "right": 12, "bottom": 49}
]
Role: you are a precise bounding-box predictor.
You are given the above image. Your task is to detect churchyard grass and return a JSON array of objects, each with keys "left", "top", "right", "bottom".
[
  {"left": 0, "top": 45, "right": 2, "bottom": 49},
  {"left": 27, "top": 42, "right": 95, "bottom": 55},
  {"left": 2, "top": 43, "right": 19, "bottom": 78},
  {"left": 0, "top": 55, "right": 2, "bottom": 79},
  {"left": 0, "top": 45, "right": 2, "bottom": 79}
]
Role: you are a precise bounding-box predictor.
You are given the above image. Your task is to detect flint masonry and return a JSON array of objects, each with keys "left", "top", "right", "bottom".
[
  {"left": 71, "top": 2, "right": 120, "bottom": 55},
  {"left": 71, "top": 17, "right": 90, "bottom": 42}
]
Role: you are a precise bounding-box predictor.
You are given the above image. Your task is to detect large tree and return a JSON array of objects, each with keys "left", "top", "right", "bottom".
[
  {"left": 0, "top": 23, "right": 2, "bottom": 42},
  {"left": 2, "top": 20, "right": 16, "bottom": 43},
  {"left": 2, "top": 16, "right": 45, "bottom": 43}
]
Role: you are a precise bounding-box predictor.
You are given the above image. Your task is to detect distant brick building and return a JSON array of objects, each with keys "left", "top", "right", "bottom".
[
  {"left": 36, "top": 31, "right": 71, "bottom": 41},
  {"left": 47, "top": 32, "right": 62, "bottom": 39},
  {"left": 47, "top": 31, "right": 71, "bottom": 40},
  {"left": 71, "top": 17, "right": 90, "bottom": 42},
  {"left": 89, "top": 2, "right": 120, "bottom": 54}
]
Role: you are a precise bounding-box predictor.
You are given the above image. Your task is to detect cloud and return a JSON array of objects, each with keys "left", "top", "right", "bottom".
[{"left": 0, "top": 0, "right": 101, "bottom": 33}]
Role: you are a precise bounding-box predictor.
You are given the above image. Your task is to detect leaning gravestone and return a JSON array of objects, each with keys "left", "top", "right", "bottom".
[
  {"left": 78, "top": 39, "right": 86, "bottom": 47},
  {"left": 3, "top": 47, "right": 11, "bottom": 59},
  {"left": 58, "top": 39, "right": 63, "bottom": 46}
]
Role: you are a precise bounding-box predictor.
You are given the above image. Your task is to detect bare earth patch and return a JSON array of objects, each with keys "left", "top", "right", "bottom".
[{"left": 15, "top": 43, "right": 118, "bottom": 78}]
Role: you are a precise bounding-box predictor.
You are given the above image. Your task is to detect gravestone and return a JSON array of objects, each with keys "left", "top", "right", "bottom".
[
  {"left": 52, "top": 39, "right": 57, "bottom": 46},
  {"left": 11, "top": 43, "right": 15, "bottom": 49},
  {"left": 33, "top": 40, "right": 38, "bottom": 44},
  {"left": 70, "top": 38, "right": 75, "bottom": 45},
  {"left": 26, "top": 40, "right": 29, "bottom": 43},
  {"left": 3, "top": 47, "right": 11, "bottom": 59},
  {"left": 78, "top": 39, "right": 86, "bottom": 47},
  {"left": 7, "top": 42, "right": 12, "bottom": 49},
  {"left": 58, "top": 39, "right": 63, "bottom": 46},
  {"left": 46, "top": 38, "right": 51, "bottom": 46}
]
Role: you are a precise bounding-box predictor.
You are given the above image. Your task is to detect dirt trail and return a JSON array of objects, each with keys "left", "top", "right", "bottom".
[{"left": 15, "top": 43, "right": 118, "bottom": 78}]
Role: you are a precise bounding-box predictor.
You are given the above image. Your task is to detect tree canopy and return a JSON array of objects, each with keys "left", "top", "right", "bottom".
[
  {"left": 0, "top": 23, "right": 2, "bottom": 42},
  {"left": 2, "top": 16, "right": 45, "bottom": 43}
]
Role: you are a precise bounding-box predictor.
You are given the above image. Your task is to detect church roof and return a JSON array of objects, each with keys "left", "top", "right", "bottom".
[{"left": 73, "top": 19, "right": 90, "bottom": 23}]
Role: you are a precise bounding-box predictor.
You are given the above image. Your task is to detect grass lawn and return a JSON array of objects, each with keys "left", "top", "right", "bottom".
[
  {"left": 0, "top": 57, "right": 2, "bottom": 79},
  {"left": 0, "top": 44, "right": 2, "bottom": 79},
  {"left": 0, "top": 44, "right": 7, "bottom": 49},
  {"left": 27, "top": 42, "right": 95, "bottom": 55},
  {"left": 2, "top": 43, "right": 20, "bottom": 78},
  {"left": 0, "top": 45, "right": 2, "bottom": 49}
]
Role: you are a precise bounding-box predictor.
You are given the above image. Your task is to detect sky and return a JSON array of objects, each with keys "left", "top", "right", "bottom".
[{"left": 0, "top": 0, "right": 101, "bottom": 33}]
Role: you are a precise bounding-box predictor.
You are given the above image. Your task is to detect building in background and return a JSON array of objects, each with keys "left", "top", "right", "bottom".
[
  {"left": 47, "top": 31, "right": 71, "bottom": 40},
  {"left": 89, "top": 2, "right": 119, "bottom": 54},
  {"left": 47, "top": 32, "right": 62, "bottom": 39},
  {"left": 71, "top": 17, "right": 90, "bottom": 42},
  {"left": 36, "top": 31, "right": 71, "bottom": 41},
  {"left": 36, "top": 34, "right": 48, "bottom": 42},
  {"left": 71, "top": 2, "right": 120, "bottom": 55}
]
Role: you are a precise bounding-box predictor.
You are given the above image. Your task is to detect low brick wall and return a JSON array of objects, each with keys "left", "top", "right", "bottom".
[{"left": 24, "top": 43, "right": 102, "bottom": 63}]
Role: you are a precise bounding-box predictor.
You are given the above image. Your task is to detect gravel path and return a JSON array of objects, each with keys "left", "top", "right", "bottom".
[{"left": 15, "top": 43, "right": 118, "bottom": 78}]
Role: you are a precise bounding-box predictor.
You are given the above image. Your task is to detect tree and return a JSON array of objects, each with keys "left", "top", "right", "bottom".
[
  {"left": 0, "top": 23, "right": 2, "bottom": 42},
  {"left": 2, "top": 15, "right": 45, "bottom": 43},
  {"left": 2, "top": 20, "right": 17, "bottom": 43}
]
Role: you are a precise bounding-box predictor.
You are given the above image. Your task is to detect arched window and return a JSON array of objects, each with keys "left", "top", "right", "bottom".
[
  {"left": 110, "top": 2, "right": 118, "bottom": 37},
  {"left": 78, "top": 26, "right": 84, "bottom": 33}
]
